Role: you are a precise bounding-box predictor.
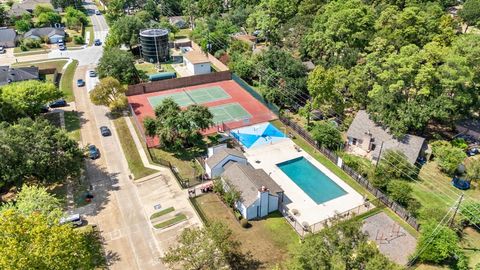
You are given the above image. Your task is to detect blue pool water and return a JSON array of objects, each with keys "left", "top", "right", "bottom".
[
  {"left": 277, "top": 157, "right": 347, "bottom": 204},
  {"left": 231, "top": 123, "right": 286, "bottom": 148}
]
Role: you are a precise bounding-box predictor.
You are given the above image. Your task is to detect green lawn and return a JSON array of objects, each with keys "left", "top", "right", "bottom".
[
  {"left": 175, "top": 28, "right": 192, "bottom": 40},
  {"left": 154, "top": 213, "right": 187, "bottom": 229},
  {"left": 60, "top": 60, "right": 78, "bottom": 102},
  {"left": 191, "top": 193, "right": 300, "bottom": 268},
  {"left": 12, "top": 59, "right": 68, "bottom": 72},
  {"left": 135, "top": 62, "right": 179, "bottom": 77},
  {"left": 148, "top": 147, "right": 204, "bottom": 186},
  {"left": 112, "top": 117, "right": 157, "bottom": 179},
  {"left": 150, "top": 207, "right": 175, "bottom": 219},
  {"left": 64, "top": 111, "right": 81, "bottom": 141}
]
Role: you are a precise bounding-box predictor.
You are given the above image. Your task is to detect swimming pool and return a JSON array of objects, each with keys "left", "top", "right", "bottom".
[
  {"left": 231, "top": 122, "right": 286, "bottom": 148},
  {"left": 277, "top": 157, "right": 347, "bottom": 204}
]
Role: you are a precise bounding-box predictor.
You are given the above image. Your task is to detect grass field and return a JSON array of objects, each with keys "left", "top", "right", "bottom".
[
  {"left": 60, "top": 60, "right": 78, "bottom": 102},
  {"left": 154, "top": 213, "right": 187, "bottom": 229},
  {"left": 135, "top": 62, "right": 178, "bottom": 76},
  {"left": 150, "top": 207, "right": 175, "bottom": 219},
  {"left": 12, "top": 59, "right": 68, "bottom": 71},
  {"left": 191, "top": 193, "right": 300, "bottom": 268},
  {"left": 64, "top": 111, "right": 81, "bottom": 141},
  {"left": 112, "top": 117, "right": 157, "bottom": 179}
]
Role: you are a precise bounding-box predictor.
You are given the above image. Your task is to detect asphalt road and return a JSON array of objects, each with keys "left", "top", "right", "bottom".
[{"left": 70, "top": 1, "right": 166, "bottom": 268}]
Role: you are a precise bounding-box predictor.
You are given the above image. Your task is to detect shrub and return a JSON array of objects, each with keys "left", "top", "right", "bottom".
[
  {"left": 20, "top": 44, "right": 28, "bottom": 51},
  {"left": 387, "top": 180, "right": 412, "bottom": 206},
  {"left": 451, "top": 138, "right": 468, "bottom": 151},
  {"left": 240, "top": 219, "right": 249, "bottom": 228},
  {"left": 234, "top": 210, "right": 242, "bottom": 221},
  {"left": 416, "top": 221, "right": 459, "bottom": 263},
  {"left": 73, "top": 35, "right": 85, "bottom": 44},
  {"left": 22, "top": 38, "right": 41, "bottom": 49},
  {"left": 435, "top": 145, "right": 467, "bottom": 174},
  {"left": 310, "top": 121, "right": 343, "bottom": 150},
  {"left": 212, "top": 178, "right": 224, "bottom": 195},
  {"left": 460, "top": 201, "right": 480, "bottom": 226}
]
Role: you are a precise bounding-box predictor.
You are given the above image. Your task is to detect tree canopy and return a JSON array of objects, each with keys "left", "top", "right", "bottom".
[
  {"left": 0, "top": 118, "right": 84, "bottom": 187},
  {"left": 310, "top": 121, "right": 343, "bottom": 150},
  {"left": 415, "top": 220, "right": 459, "bottom": 263},
  {"left": 108, "top": 15, "right": 145, "bottom": 49},
  {"left": 97, "top": 48, "right": 139, "bottom": 84},
  {"left": 144, "top": 98, "right": 213, "bottom": 149},
  {"left": 90, "top": 76, "right": 128, "bottom": 111}
]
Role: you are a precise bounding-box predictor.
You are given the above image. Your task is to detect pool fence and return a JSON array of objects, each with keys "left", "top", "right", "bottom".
[{"left": 278, "top": 116, "right": 421, "bottom": 232}]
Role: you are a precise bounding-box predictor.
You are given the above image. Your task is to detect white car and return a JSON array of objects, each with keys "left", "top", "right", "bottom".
[
  {"left": 0, "top": 47, "right": 5, "bottom": 54},
  {"left": 95, "top": 10, "right": 101, "bottom": 15}
]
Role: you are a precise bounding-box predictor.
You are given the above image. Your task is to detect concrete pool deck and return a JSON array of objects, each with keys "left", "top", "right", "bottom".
[{"left": 243, "top": 139, "right": 366, "bottom": 227}]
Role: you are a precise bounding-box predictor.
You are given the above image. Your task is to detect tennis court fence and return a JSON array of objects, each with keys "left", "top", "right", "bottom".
[{"left": 232, "top": 74, "right": 280, "bottom": 115}]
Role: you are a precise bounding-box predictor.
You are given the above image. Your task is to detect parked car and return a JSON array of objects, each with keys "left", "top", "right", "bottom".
[
  {"left": 94, "top": 39, "right": 102, "bottom": 46},
  {"left": 95, "top": 10, "right": 101, "bottom": 15},
  {"left": 49, "top": 98, "right": 67, "bottom": 108},
  {"left": 89, "top": 70, "right": 97, "bottom": 77},
  {"left": 59, "top": 44, "right": 66, "bottom": 51},
  {"left": 40, "top": 105, "right": 49, "bottom": 113},
  {"left": 100, "top": 126, "right": 111, "bottom": 136},
  {"left": 88, "top": 145, "right": 100, "bottom": 159},
  {"left": 467, "top": 147, "right": 479, "bottom": 157},
  {"left": 60, "top": 214, "right": 83, "bottom": 227},
  {"left": 77, "top": 79, "right": 85, "bottom": 87},
  {"left": 0, "top": 46, "right": 5, "bottom": 54},
  {"left": 57, "top": 39, "right": 64, "bottom": 44}
]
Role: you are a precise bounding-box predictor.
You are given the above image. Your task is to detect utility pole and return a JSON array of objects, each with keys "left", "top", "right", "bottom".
[
  {"left": 449, "top": 194, "right": 464, "bottom": 227},
  {"left": 374, "top": 141, "right": 384, "bottom": 170}
]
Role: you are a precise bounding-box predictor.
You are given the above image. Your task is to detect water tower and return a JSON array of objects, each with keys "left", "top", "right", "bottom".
[{"left": 139, "top": 28, "right": 170, "bottom": 63}]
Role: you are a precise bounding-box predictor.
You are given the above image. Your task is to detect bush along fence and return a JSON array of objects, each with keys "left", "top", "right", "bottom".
[{"left": 279, "top": 115, "right": 421, "bottom": 232}]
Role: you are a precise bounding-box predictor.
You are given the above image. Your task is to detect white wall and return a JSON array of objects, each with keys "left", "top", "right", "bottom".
[{"left": 193, "top": 62, "right": 211, "bottom": 75}]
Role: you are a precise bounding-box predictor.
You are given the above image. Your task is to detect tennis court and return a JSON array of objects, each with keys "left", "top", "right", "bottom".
[
  {"left": 210, "top": 103, "right": 252, "bottom": 124},
  {"left": 147, "top": 86, "right": 231, "bottom": 108}
]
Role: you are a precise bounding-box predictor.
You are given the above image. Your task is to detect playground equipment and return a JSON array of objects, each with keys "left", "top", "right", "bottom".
[
  {"left": 375, "top": 223, "right": 406, "bottom": 244},
  {"left": 452, "top": 176, "right": 470, "bottom": 190}
]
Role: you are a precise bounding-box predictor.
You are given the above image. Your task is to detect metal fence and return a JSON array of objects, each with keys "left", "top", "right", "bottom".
[
  {"left": 232, "top": 74, "right": 280, "bottom": 115},
  {"left": 279, "top": 116, "right": 421, "bottom": 231},
  {"left": 280, "top": 199, "right": 378, "bottom": 238}
]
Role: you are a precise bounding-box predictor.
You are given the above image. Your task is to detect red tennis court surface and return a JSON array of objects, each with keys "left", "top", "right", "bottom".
[{"left": 128, "top": 80, "right": 277, "bottom": 147}]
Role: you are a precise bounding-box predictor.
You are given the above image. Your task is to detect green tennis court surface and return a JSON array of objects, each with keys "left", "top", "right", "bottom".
[
  {"left": 210, "top": 103, "right": 251, "bottom": 124},
  {"left": 148, "top": 86, "right": 231, "bottom": 108}
]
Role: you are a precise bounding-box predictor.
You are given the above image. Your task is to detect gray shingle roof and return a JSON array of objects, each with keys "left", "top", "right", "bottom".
[
  {"left": 24, "top": 27, "right": 65, "bottom": 39},
  {"left": 0, "top": 66, "right": 39, "bottom": 86},
  {"left": 347, "top": 110, "right": 425, "bottom": 164},
  {"left": 0, "top": 28, "right": 16, "bottom": 43},
  {"left": 222, "top": 163, "right": 283, "bottom": 207},
  {"left": 206, "top": 148, "right": 245, "bottom": 168},
  {"left": 457, "top": 119, "right": 480, "bottom": 133}
]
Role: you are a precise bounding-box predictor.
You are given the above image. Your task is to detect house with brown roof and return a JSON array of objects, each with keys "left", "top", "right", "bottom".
[
  {"left": 346, "top": 110, "right": 426, "bottom": 164},
  {"left": 183, "top": 50, "right": 211, "bottom": 75},
  {"left": 221, "top": 162, "right": 284, "bottom": 220}
]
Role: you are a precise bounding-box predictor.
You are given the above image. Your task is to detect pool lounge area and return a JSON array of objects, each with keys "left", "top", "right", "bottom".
[
  {"left": 231, "top": 122, "right": 287, "bottom": 148},
  {"left": 241, "top": 136, "right": 366, "bottom": 229}
]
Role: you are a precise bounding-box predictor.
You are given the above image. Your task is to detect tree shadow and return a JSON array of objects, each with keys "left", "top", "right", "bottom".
[{"left": 229, "top": 250, "right": 263, "bottom": 270}]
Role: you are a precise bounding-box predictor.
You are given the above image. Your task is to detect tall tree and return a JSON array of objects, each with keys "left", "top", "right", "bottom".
[
  {"left": 89, "top": 77, "right": 128, "bottom": 111},
  {"left": 459, "top": 0, "right": 480, "bottom": 32},
  {"left": 307, "top": 65, "right": 347, "bottom": 115},
  {"left": 0, "top": 80, "right": 62, "bottom": 121},
  {"left": 415, "top": 220, "right": 459, "bottom": 263},
  {"left": 97, "top": 48, "right": 139, "bottom": 84},
  {"left": 143, "top": 98, "right": 213, "bottom": 149},
  {"left": 108, "top": 15, "right": 145, "bottom": 49},
  {"left": 310, "top": 121, "right": 343, "bottom": 150},
  {"left": 301, "top": 0, "right": 375, "bottom": 67},
  {"left": 291, "top": 219, "right": 400, "bottom": 269},
  {"left": 105, "top": 0, "right": 126, "bottom": 23},
  {"left": 0, "top": 118, "right": 84, "bottom": 187},
  {"left": 162, "top": 221, "right": 238, "bottom": 270}
]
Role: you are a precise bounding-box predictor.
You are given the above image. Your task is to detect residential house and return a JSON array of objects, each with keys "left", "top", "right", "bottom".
[
  {"left": 24, "top": 27, "right": 65, "bottom": 44},
  {"left": 456, "top": 119, "right": 480, "bottom": 140},
  {"left": 183, "top": 51, "right": 211, "bottom": 75},
  {"left": 169, "top": 16, "right": 188, "bottom": 29},
  {"left": 221, "top": 163, "right": 284, "bottom": 220},
  {"left": 205, "top": 147, "right": 247, "bottom": 178},
  {"left": 0, "top": 28, "right": 17, "bottom": 48},
  {"left": 0, "top": 66, "right": 39, "bottom": 86},
  {"left": 346, "top": 110, "right": 426, "bottom": 164},
  {"left": 8, "top": 0, "right": 53, "bottom": 18}
]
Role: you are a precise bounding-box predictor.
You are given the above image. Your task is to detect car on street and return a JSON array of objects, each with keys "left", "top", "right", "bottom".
[
  {"left": 95, "top": 10, "right": 101, "bottom": 15},
  {"left": 77, "top": 79, "right": 85, "bottom": 87},
  {"left": 59, "top": 44, "right": 66, "bottom": 51},
  {"left": 0, "top": 46, "right": 5, "bottom": 54},
  {"left": 88, "top": 145, "right": 100, "bottom": 159},
  {"left": 89, "top": 70, "right": 97, "bottom": 77},
  {"left": 94, "top": 39, "right": 102, "bottom": 46},
  {"left": 49, "top": 98, "right": 67, "bottom": 108},
  {"left": 100, "top": 126, "right": 111, "bottom": 136}
]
